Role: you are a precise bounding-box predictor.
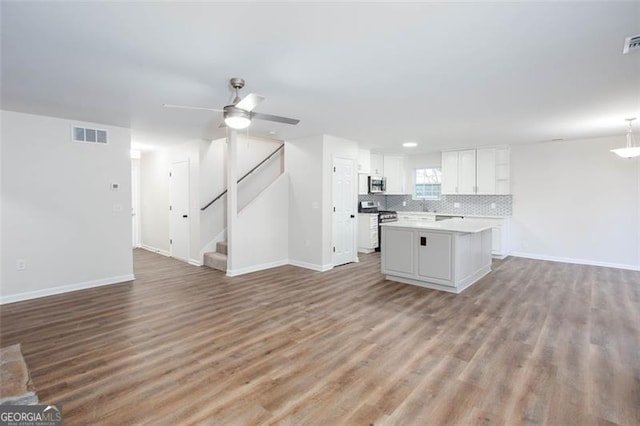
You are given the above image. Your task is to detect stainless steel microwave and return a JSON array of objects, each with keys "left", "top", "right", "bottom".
[{"left": 368, "top": 176, "right": 386, "bottom": 193}]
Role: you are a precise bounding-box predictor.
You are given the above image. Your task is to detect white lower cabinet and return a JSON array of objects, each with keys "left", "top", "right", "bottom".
[
  {"left": 382, "top": 228, "right": 414, "bottom": 274},
  {"left": 382, "top": 226, "right": 492, "bottom": 293},
  {"left": 357, "top": 213, "right": 378, "bottom": 253},
  {"left": 397, "top": 212, "right": 437, "bottom": 222},
  {"left": 481, "top": 218, "right": 510, "bottom": 259},
  {"left": 417, "top": 232, "right": 453, "bottom": 283}
]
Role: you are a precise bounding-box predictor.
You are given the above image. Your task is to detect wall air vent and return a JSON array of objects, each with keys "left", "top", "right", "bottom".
[
  {"left": 72, "top": 126, "right": 108, "bottom": 144},
  {"left": 623, "top": 34, "right": 640, "bottom": 55}
]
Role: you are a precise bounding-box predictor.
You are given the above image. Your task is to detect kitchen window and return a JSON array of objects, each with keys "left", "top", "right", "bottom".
[{"left": 415, "top": 167, "right": 442, "bottom": 200}]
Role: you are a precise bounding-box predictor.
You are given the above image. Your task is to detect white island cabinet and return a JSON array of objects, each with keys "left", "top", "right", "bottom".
[{"left": 381, "top": 219, "right": 493, "bottom": 293}]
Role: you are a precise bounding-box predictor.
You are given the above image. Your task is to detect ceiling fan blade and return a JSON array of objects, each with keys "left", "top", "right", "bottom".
[
  {"left": 235, "top": 93, "right": 265, "bottom": 111},
  {"left": 163, "top": 104, "right": 223, "bottom": 112},
  {"left": 252, "top": 112, "right": 300, "bottom": 125}
]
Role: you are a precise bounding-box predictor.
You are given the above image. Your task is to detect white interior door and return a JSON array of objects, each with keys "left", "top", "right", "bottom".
[
  {"left": 332, "top": 157, "right": 356, "bottom": 266},
  {"left": 170, "top": 160, "right": 190, "bottom": 262}
]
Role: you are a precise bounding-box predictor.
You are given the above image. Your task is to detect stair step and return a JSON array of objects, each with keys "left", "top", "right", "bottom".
[
  {"left": 216, "top": 241, "right": 228, "bottom": 255},
  {"left": 204, "top": 252, "right": 227, "bottom": 272}
]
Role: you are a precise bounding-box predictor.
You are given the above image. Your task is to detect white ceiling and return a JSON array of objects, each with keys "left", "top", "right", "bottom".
[{"left": 2, "top": 1, "right": 639, "bottom": 153}]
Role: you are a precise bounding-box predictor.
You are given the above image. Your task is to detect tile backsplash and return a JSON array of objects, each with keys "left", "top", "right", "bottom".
[{"left": 359, "top": 194, "right": 512, "bottom": 217}]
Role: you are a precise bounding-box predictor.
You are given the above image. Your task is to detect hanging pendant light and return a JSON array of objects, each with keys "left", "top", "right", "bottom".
[{"left": 610, "top": 117, "right": 640, "bottom": 159}]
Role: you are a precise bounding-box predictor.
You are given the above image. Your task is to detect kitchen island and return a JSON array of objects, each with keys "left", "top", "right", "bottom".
[{"left": 381, "top": 219, "right": 494, "bottom": 293}]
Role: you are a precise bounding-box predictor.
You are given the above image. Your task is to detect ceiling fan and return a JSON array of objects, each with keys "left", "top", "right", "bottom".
[{"left": 164, "top": 78, "right": 299, "bottom": 130}]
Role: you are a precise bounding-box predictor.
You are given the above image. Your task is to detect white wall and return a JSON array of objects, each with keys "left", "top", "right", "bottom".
[
  {"left": 140, "top": 135, "right": 284, "bottom": 265},
  {"left": 236, "top": 136, "right": 284, "bottom": 210},
  {"left": 1, "top": 110, "right": 133, "bottom": 303},
  {"left": 199, "top": 138, "right": 227, "bottom": 255},
  {"left": 230, "top": 173, "right": 290, "bottom": 276},
  {"left": 140, "top": 139, "right": 202, "bottom": 264},
  {"left": 199, "top": 135, "right": 283, "bottom": 256},
  {"left": 131, "top": 158, "right": 141, "bottom": 248},
  {"left": 511, "top": 135, "right": 639, "bottom": 270},
  {"left": 286, "top": 135, "right": 326, "bottom": 270},
  {"left": 286, "top": 134, "right": 359, "bottom": 270}
]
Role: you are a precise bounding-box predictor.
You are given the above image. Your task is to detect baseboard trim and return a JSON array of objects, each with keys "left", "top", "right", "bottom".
[
  {"left": 226, "top": 259, "right": 289, "bottom": 277},
  {"left": 510, "top": 252, "right": 640, "bottom": 271},
  {"left": 189, "top": 259, "right": 202, "bottom": 267},
  {"left": 140, "top": 244, "right": 170, "bottom": 257},
  {"left": 287, "top": 259, "right": 333, "bottom": 272},
  {"left": 0, "top": 274, "right": 136, "bottom": 305}
]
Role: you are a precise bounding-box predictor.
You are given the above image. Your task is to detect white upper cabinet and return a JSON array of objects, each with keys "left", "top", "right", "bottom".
[
  {"left": 494, "top": 148, "right": 510, "bottom": 194},
  {"left": 476, "top": 148, "right": 496, "bottom": 194},
  {"left": 441, "top": 151, "right": 459, "bottom": 194},
  {"left": 457, "top": 149, "right": 477, "bottom": 194},
  {"left": 441, "top": 147, "right": 510, "bottom": 195},
  {"left": 383, "top": 155, "right": 407, "bottom": 194},
  {"left": 357, "top": 148, "right": 371, "bottom": 174},
  {"left": 441, "top": 149, "right": 476, "bottom": 194},
  {"left": 370, "top": 153, "right": 384, "bottom": 176}
]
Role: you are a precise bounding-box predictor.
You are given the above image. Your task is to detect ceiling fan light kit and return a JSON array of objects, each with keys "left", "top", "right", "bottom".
[
  {"left": 611, "top": 117, "right": 640, "bottom": 159},
  {"left": 223, "top": 105, "right": 251, "bottom": 129},
  {"left": 164, "top": 77, "right": 299, "bottom": 132}
]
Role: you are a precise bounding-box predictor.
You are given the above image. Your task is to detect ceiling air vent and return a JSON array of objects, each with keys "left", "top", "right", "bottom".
[
  {"left": 623, "top": 34, "right": 640, "bottom": 55},
  {"left": 72, "top": 126, "right": 108, "bottom": 144}
]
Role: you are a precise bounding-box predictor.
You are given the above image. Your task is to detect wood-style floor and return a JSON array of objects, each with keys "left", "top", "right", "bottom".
[{"left": 1, "top": 249, "right": 639, "bottom": 425}]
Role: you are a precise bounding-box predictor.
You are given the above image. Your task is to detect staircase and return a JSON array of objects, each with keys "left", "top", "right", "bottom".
[
  {"left": 200, "top": 143, "right": 285, "bottom": 275},
  {"left": 204, "top": 241, "right": 227, "bottom": 272}
]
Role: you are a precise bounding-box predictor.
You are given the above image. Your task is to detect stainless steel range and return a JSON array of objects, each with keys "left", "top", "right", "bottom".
[{"left": 376, "top": 210, "right": 398, "bottom": 252}]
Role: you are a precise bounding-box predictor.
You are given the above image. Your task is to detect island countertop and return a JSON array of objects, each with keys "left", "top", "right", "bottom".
[{"left": 381, "top": 218, "right": 495, "bottom": 234}]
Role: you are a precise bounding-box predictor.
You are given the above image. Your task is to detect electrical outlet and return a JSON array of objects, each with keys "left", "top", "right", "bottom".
[
  {"left": 402, "top": 201, "right": 407, "bottom": 206},
  {"left": 17, "top": 259, "right": 26, "bottom": 271},
  {"left": 454, "top": 202, "right": 460, "bottom": 208},
  {"left": 491, "top": 203, "right": 497, "bottom": 209}
]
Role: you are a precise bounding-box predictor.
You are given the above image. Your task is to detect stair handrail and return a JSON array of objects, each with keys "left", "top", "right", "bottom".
[{"left": 201, "top": 143, "right": 285, "bottom": 211}]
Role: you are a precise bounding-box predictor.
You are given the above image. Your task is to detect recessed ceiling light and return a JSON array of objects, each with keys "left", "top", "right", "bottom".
[
  {"left": 402, "top": 142, "right": 418, "bottom": 148},
  {"left": 268, "top": 130, "right": 276, "bottom": 135}
]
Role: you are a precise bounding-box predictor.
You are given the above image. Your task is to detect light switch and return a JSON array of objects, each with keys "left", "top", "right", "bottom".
[{"left": 112, "top": 204, "right": 123, "bottom": 212}]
